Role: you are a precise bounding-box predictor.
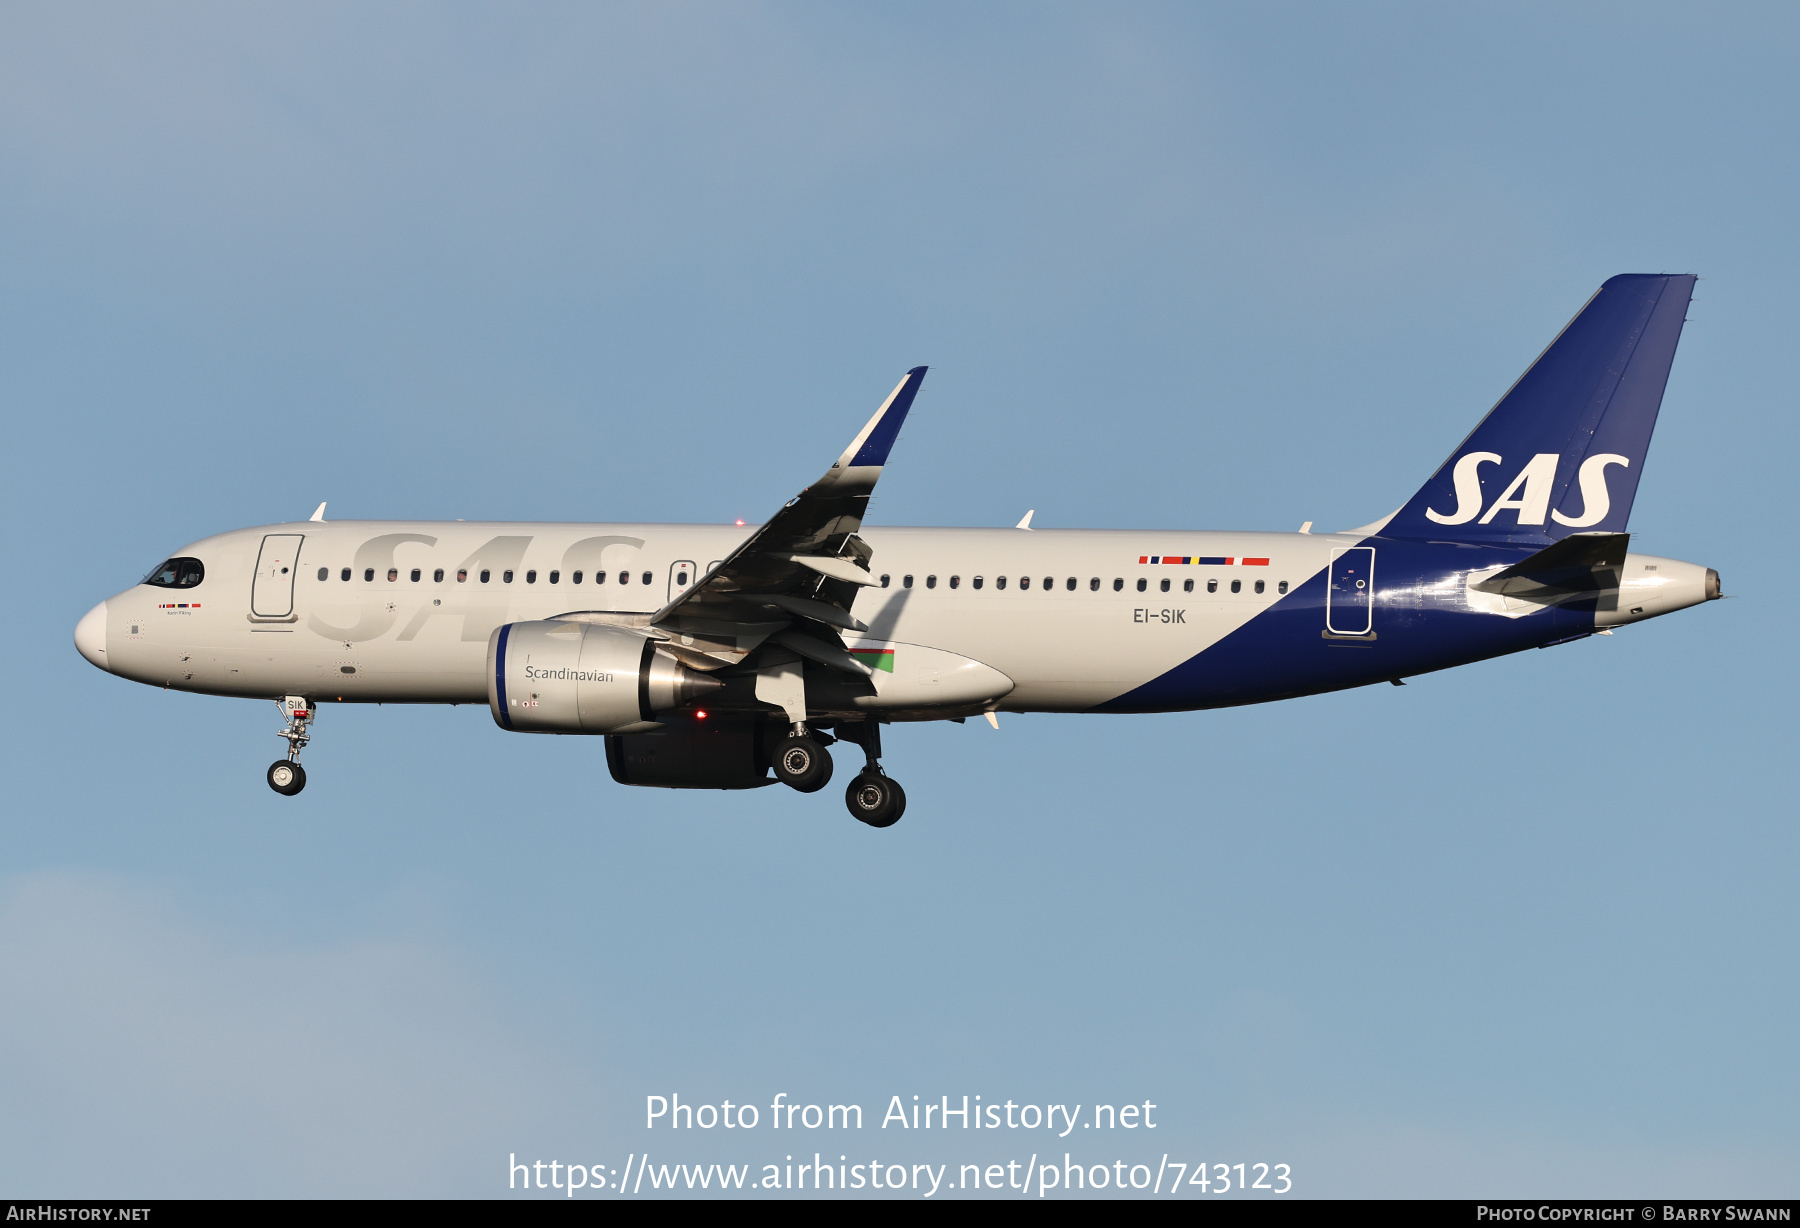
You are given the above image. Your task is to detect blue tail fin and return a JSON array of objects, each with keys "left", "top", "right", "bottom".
[{"left": 1383, "top": 274, "right": 1695, "bottom": 543}]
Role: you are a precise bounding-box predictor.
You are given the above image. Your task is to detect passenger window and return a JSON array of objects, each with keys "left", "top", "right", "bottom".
[
  {"left": 880, "top": 574, "right": 890, "bottom": 588},
  {"left": 996, "top": 576, "right": 1007, "bottom": 589},
  {"left": 1160, "top": 578, "right": 1170, "bottom": 593},
  {"left": 1278, "top": 580, "right": 1288, "bottom": 594},
  {"left": 1255, "top": 579, "right": 1265, "bottom": 594},
  {"left": 1230, "top": 579, "right": 1241, "bottom": 593},
  {"left": 1207, "top": 579, "right": 1217, "bottom": 593},
  {"left": 457, "top": 569, "right": 468, "bottom": 582},
  {"left": 1020, "top": 576, "right": 1031, "bottom": 590},
  {"left": 1113, "top": 578, "right": 1123, "bottom": 591},
  {"left": 972, "top": 576, "right": 983, "bottom": 590},
  {"left": 365, "top": 568, "right": 375, "bottom": 582},
  {"left": 504, "top": 570, "right": 514, "bottom": 584},
  {"left": 1089, "top": 577, "right": 1100, "bottom": 591},
  {"left": 388, "top": 568, "right": 399, "bottom": 582},
  {"left": 410, "top": 568, "right": 421, "bottom": 582},
  {"left": 642, "top": 571, "right": 652, "bottom": 585},
  {"left": 572, "top": 570, "right": 583, "bottom": 584},
  {"left": 595, "top": 571, "right": 607, "bottom": 584},
  {"left": 526, "top": 570, "right": 537, "bottom": 584},
  {"left": 315, "top": 567, "right": 327, "bottom": 581},
  {"left": 619, "top": 571, "right": 630, "bottom": 584},
  {"left": 341, "top": 568, "right": 352, "bottom": 581},
  {"left": 949, "top": 575, "right": 960, "bottom": 589},
  {"left": 1065, "top": 577, "right": 1076, "bottom": 591},
  {"left": 926, "top": 575, "right": 937, "bottom": 589},
  {"left": 549, "top": 570, "right": 561, "bottom": 584},
  {"left": 434, "top": 568, "right": 444, "bottom": 582},
  {"left": 144, "top": 557, "right": 206, "bottom": 588},
  {"left": 1136, "top": 578, "right": 1147, "bottom": 592},
  {"left": 1042, "top": 577, "right": 1052, "bottom": 591},
  {"left": 1183, "top": 579, "right": 1194, "bottom": 593},
  {"left": 480, "top": 570, "right": 490, "bottom": 583},
  {"left": 903, "top": 575, "right": 914, "bottom": 588}
]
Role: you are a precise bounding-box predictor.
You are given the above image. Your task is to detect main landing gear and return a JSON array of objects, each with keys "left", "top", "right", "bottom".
[
  {"left": 267, "top": 695, "right": 312, "bottom": 796},
  {"left": 838, "top": 720, "right": 905, "bottom": 829},
  {"left": 770, "top": 720, "right": 906, "bottom": 826}
]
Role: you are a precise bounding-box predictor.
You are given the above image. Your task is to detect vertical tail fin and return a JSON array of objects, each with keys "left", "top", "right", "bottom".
[{"left": 1382, "top": 274, "right": 1696, "bottom": 543}]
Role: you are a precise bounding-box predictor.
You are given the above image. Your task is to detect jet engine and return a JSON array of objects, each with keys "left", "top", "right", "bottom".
[
  {"left": 605, "top": 715, "right": 775, "bottom": 790},
  {"left": 486, "top": 620, "right": 719, "bottom": 733}
]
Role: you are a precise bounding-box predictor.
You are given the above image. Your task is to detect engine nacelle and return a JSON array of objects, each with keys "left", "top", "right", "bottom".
[
  {"left": 606, "top": 716, "right": 775, "bottom": 790},
  {"left": 486, "top": 620, "right": 719, "bottom": 733}
]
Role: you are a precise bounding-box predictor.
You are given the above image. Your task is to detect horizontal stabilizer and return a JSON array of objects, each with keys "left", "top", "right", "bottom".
[{"left": 1472, "top": 532, "right": 1629, "bottom": 598}]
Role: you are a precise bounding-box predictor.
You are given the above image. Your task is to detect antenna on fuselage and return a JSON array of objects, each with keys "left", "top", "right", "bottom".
[
  {"left": 1015, "top": 509, "right": 1035, "bottom": 530},
  {"left": 309, "top": 502, "right": 327, "bottom": 523}
]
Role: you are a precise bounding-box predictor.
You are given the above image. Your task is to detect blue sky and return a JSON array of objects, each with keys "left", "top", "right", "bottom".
[{"left": 2, "top": 2, "right": 1795, "bottom": 1198}]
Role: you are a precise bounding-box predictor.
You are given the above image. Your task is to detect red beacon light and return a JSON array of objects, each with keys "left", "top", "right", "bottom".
[{"left": 694, "top": 709, "right": 708, "bottom": 720}]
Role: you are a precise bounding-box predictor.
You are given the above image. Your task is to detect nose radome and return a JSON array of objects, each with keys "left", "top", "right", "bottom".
[{"left": 74, "top": 601, "right": 109, "bottom": 672}]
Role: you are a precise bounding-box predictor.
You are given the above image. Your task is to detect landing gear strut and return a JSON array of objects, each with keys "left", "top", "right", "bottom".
[
  {"left": 840, "top": 720, "right": 905, "bottom": 828},
  {"left": 267, "top": 695, "right": 312, "bottom": 796}
]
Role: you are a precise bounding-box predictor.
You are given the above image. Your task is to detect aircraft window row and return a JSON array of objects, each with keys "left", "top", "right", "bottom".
[
  {"left": 872, "top": 572, "right": 1290, "bottom": 596},
  {"left": 319, "top": 567, "right": 660, "bottom": 585},
  {"left": 314, "top": 562, "right": 1292, "bottom": 598}
]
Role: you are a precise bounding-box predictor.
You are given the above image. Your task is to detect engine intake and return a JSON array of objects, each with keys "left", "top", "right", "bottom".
[{"left": 486, "top": 620, "right": 720, "bottom": 733}]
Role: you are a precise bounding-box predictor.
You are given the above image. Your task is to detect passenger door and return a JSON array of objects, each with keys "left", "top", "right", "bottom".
[
  {"left": 1326, "top": 546, "right": 1375, "bottom": 636},
  {"left": 252, "top": 534, "right": 305, "bottom": 618}
]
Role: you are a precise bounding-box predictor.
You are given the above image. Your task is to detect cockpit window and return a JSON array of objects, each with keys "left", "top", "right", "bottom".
[{"left": 144, "top": 557, "right": 205, "bottom": 589}]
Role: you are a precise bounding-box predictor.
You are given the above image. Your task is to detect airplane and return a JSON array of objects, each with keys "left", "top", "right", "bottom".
[{"left": 74, "top": 274, "right": 1720, "bottom": 827}]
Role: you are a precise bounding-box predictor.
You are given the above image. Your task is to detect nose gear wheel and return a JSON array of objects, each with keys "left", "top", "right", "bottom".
[{"left": 267, "top": 760, "right": 306, "bottom": 795}]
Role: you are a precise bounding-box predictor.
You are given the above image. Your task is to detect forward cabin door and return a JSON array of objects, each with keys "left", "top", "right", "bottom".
[
  {"left": 251, "top": 534, "right": 305, "bottom": 617},
  {"left": 1326, "top": 546, "right": 1375, "bottom": 637}
]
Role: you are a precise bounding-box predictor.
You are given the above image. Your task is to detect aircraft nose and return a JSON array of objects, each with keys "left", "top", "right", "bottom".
[{"left": 74, "top": 601, "right": 110, "bottom": 672}]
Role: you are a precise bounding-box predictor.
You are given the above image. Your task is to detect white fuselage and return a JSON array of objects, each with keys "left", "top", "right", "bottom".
[{"left": 88, "top": 520, "right": 1347, "bottom": 713}]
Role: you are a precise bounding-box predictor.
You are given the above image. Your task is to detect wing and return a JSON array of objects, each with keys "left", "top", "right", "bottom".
[{"left": 647, "top": 366, "right": 927, "bottom": 671}]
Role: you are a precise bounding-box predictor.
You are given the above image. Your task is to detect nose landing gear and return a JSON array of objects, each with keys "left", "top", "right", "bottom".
[
  {"left": 268, "top": 696, "right": 312, "bottom": 796},
  {"left": 839, "top": 720, "right": 905, "bottom": 828}
]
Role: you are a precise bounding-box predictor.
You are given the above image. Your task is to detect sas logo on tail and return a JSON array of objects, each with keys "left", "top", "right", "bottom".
[{"left": 1426, "top": 452, "right": 1628, "bottom": 527}]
